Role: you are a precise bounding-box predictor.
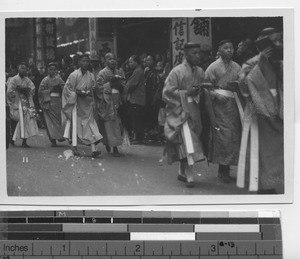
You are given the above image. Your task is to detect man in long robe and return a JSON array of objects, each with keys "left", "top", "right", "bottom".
[
  {"left": 7, "top": 62, "right": 39, "bottom": 147},
  {"left": 204, "top": 40, "right": 242, "bottom": 183},
  {"left": 95, "top": 53, "right": 125, "bottom": 157},
  {"left": 62, "top": 54, "right": 102, "bottom": 157},
  {"left": 237, "top": 28, "right": 284, "bottom": 194},
  {"left": 127, "top": 55, "right": 146, "bottom": 144},
  {"left": 39, "top": 62, "right": 65, "bottom": 146},
  {"left": 163, "top": 42, "right": 205, "bottom": 187}
]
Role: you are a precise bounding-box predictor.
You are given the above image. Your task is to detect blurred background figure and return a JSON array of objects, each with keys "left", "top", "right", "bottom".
[
  {"left": 236, "top": 38, "right": 258, "bottom": 66},
  {"left": 199, "top": 44, "right": 215, "bottom": 71},
  {"left": 127, "top": 55, "right": 145, "bottom": 144},
  {"left": 60, "top": 55, "right": 74, "bottom": 82},
  {"left": 90, "top": 54, "right": 102, "bottom": 79}
]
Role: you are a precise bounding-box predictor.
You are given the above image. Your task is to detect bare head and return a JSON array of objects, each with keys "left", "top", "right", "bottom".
[{"left": 105, "top": 53, "right": 116, "bottom": 69}]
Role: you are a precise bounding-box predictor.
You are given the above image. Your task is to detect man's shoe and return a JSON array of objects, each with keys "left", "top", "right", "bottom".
[
  {"left": 177, "top": 174, "right": 187, "bottom": 182},
  {"left": 91, "top": 150, "right": 101, "bottom": 158},
  {"left": 72, "top": 148, "right": 81, "bottom": 156},
  {"left": 22, "top": 143, "right": 30, "bottom": 148},
  {"left": 10, "top": 140, "right": 15, "bottom": 146},
  {"left": 186, "top": 178, "right": 195, "bottom": 188},
  {"left": 105, "top": 145, "right": 111, "bottom": 153},
  {"left": 112, "top": 147, "right": 121, "bottom": 157}
]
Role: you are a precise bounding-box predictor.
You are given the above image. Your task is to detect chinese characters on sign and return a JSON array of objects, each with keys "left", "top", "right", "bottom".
[
  {"left": 188, "top": 17, "right": 212, "bottom": 50},
  {"left": 171, "top": 18, "right": 212, "bottom": 67},
  {"left": 44, "top": 18, "right": 57, "bottom": 64},
  {"left": 89, "top": 18, "right": 98, "bottom": 56},
  {"left": 35, "top": 18, "right": 57, "bottom": 69},
  {"left": 172, "top": 18, "right": 187, "bottom": 67}
]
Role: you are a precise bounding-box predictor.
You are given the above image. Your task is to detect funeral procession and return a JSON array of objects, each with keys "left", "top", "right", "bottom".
[{"left": 5, "top": 17, "right": 284, "bottom": 196}]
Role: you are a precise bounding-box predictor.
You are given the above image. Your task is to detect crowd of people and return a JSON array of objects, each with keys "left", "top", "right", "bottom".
[{"left": 5, "top": 26, "right": 284, "bottom": 194}]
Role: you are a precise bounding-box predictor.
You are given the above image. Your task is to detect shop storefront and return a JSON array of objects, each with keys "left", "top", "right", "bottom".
[{"left": 5, "top": 16, "right": 283, "bottom": 71}]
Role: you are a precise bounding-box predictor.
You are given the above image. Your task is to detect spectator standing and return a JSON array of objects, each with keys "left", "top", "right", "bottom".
[{"left": 127, "top": 55, "right": 146, "bottom": 144}]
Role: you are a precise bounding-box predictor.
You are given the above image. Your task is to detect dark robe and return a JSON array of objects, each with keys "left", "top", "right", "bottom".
[{"left": 39, "top": 75, "right": 65, "bottom": 140}]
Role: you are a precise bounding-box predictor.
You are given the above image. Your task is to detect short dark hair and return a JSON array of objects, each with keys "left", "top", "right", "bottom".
[
  {"left": 130, "top": 55, "right": 141, "bottom": 65},
  {"left": 18, "top": 61, "right": 28, "bottom": 67},
  {"left": 184, "top": 42, "right": 200, "bottom": 50},
  {"left": 47, "top": 62, "right": 58, "bottom": 69},
  {"left": 218, "top": 39, "right": 233, "bottom": 48},
  {"left": 63, "top": 56, "right": 73, "bottom": 66},
  {"left": 79, "top": 54, "right": 90, "bottom": 60}
]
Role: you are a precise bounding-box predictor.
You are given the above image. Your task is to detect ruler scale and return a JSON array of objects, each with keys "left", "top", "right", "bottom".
[{"left": 0, "top": 210, "right": 282, "bottom": 258}]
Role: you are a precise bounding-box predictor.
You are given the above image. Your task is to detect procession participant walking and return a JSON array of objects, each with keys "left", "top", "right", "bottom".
[
  {"left": 127, "top": 55, "right": 146, "bottom": 144},
  {"left": 95, "top": 52, "right": 125, "bottom": 157},
  {"left": 38, "top": 62, "right": 65, "bottom": 147},
  {"left": 163, "top": 42, "right": 205, "bottom": 187},
  {"left": 237, "top": 28, "right": 284, "bottom": 194},
  {"left": 7, "top": 62, "right": 39, "bottom": 147},
  {"left": 204, "top": 39, "right": 242, "bottom": 183},
  {"left": 62, "top": 54, "right": 102, "bottom": 157}
]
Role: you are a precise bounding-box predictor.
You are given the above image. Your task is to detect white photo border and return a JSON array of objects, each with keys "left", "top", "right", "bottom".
[{"left": 0, "top": 8, "right": 294, "bottom": 205}]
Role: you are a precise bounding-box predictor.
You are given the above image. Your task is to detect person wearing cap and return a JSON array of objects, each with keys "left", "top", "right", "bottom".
[
  {"left": 237, "top": 27, "right": 283, "bottom": 194},
  {"left": 7, "top": 62, "right": 39, "bottom": 147},
  {"left": 62, "top": 54, "right": 102, "bottom": 157},
  {"left": 204, "top": 39, "right": 242, "bottom": 183},
  {"left": 38, "top": 62, "right": 65, "bottom": 147},
  {"left": 95, "top": 52, "right": 126, "bottom": 157},
  {"left": 90, "top": 54, "right": 102, "bottom": 80},
  {"left": 163, "top": 42, "right": 205, "bottom": 187}
]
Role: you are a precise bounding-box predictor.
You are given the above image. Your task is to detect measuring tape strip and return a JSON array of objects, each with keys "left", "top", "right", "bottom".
[
  {"left": 0, "top": 240, "right": 282, "bottom": 256},
  {"left": 0, "top": 211, "right": 282, "bottom": 258}
]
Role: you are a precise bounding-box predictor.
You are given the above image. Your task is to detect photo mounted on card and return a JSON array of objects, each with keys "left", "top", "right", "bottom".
[{"left": 0, "top": 8, "right": 294, "bottom": 205}]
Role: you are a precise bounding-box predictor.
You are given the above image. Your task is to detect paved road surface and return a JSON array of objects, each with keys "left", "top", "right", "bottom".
[{"left": 6, "top": 130, "right": 250, "bottom": 197}]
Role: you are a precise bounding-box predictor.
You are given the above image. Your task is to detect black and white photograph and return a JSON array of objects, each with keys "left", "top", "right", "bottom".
[{"left": 1, "top": 9, "right": 294, "bottom": 205}]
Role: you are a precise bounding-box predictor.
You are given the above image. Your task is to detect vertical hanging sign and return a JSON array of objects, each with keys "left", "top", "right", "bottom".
[
  {"left": 89, "top": 18, "right": 98, "bottom": 56},
  {"left": 44, "top": 18, "right": 57, "bottom": 65},
  {"left": 188, "top": 17, "right": 212, "bottom": 49},
  {"left": 171, "top": 18, "right": 188, "bottom": 67},
  {"left": 35, "top": 18, "right": 57, "bottom": 68},
  {"left": 35, "top": 18, "right": 45, "bottom": 69}
]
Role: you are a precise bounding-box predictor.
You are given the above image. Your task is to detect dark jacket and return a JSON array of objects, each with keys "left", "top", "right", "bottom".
[{"left": 127, "top": 65, "right": 145, "bottom": 106}]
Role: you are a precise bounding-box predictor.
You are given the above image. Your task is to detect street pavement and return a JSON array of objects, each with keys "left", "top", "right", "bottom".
[{"left": 6, "top": 129, "right": 251, "bottom": 196}]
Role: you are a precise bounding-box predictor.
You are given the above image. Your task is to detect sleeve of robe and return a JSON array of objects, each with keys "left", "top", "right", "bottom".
[
  {"left": 38, "top": 77, "right": 51, "bottom": 109},
  {"left": 6, "top": 77, "right": 19, "bottom": 120},
  {"left": 162, "top": 67, "right": 189, "bottom": 141},
  {"left": 62, "top": 73, "right": 77, "bottom": 120},
  {"left": 96, "top": 69, "right": 111, "bottom": 103}
]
